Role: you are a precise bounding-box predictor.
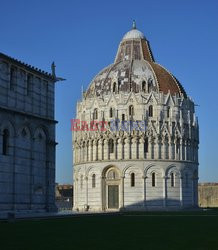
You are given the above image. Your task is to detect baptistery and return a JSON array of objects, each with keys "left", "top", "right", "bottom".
[{"left": 73, "top": 22, "right": 199, "bottom": 211}]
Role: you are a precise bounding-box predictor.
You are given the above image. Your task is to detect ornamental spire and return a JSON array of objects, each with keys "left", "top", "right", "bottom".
[{"left": 132, "top": 20, "right": 136, "bottom": 29}]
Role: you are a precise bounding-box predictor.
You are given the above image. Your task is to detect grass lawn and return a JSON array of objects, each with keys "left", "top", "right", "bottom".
[{"left": 1, "top": 210, "right": 218, "bottom": 250}]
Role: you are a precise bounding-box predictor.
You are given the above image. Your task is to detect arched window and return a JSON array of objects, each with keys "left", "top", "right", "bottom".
[
  {"left": 129, "top": 105, "right": 134, "bottom": 117},
  {"left": 113, "top": 82, "right": 116, "bottom": 93},
  {"left": 118, "top": 80, "right": 121, "bottom": 93},
  {"left": 122, "top": 114, "right": 125, "bottom": 121},
  {"left": 152, "top": 172, "right": 156, "bottom": 187},
  {"left": 171, "top": 173, "right": 175, "bottom": 187},
  {"left": 131, "top": 173, "right": 135, "bottom": 187},
  {"left": 148, "top": 78, "right": 153, "bottom": 93},
  {"left": 176, "top": 139, "right": 180, "bottom": 154},
  {"left": 109, "top": 108, "right": 113, "bottom": 118},
  {"left": 109, "top": 139, "right": 114, "bottom": 154},
  {"left": 93, "top": 108, "right": 98, "bottom": 120},
  {"left": 142, "top": 81, "right": 146, "bottom": 92},
  {"left": 148, "top": 105, "right": 153, "bottom": 117},
  {"left": 167, "top": 106, "right": 170, "bottom": 118},
  {"left": 2, "top": 129, "right": 9, "bottom": 155},
  {"left": 144, "top": 138, "right": 148, "bottom": 155},
  {"left": 92, "top": 174, "right": 96, "bottom": 188}
]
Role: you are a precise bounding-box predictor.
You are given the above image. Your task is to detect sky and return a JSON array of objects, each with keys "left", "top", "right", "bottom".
[{"left": 0, "top": 0, "right": 218, "bottom": 184}]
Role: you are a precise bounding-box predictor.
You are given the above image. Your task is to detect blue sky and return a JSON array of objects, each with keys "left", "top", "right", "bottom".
[{"left": 0, "top": 0, "right": 218, "bottom": 184}]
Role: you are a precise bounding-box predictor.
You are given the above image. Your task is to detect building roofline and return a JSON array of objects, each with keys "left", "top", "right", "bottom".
[{"left": 0, "top": 52, "right": 56, "bottom": 81}]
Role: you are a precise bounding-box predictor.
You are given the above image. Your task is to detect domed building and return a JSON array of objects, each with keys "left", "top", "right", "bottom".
[{"left": 73, "top": 22, "right": 199, "bottom": 211}]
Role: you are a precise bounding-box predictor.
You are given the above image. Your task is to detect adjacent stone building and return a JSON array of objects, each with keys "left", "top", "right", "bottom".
[
  {"left": 198, "top": 183, "right": 218, "bottom": 208},
  {"left": 0, "top": 53, "right": 59, "bottom": 212},
  {"left": 56, "top": 184, "right": 73, "bottom": 210},
  {"left": 73, "top": 22, "right": 199, "bottom": 211}
]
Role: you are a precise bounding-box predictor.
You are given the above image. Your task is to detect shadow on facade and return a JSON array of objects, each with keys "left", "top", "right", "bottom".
[{"left": 119, "top": 198, "right": 197, "bottom": 211}]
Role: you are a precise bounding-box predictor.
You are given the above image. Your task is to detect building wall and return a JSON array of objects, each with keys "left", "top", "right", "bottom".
[
  {"left": 0, "top": 55, "right": 57, "bottom": 212},
  {"left": 74, "top": 161, "right": 198, "bottom": 211},
  {"left": 73, "top": 90, "right": 199, "bottom": 211},
  {"left": 198, "top": 183, "right": 218, "bottom": 208}
]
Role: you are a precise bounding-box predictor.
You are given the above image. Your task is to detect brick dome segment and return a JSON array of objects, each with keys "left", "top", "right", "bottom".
[
  {"left": 148, "top": 62, "right": 187, "bottom": 97},
  {"left": 85, "top": 24, "right": 187, "bottom": 99}
]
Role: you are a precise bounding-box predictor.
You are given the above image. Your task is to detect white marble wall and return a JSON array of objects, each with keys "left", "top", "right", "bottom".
[
  {"left": 74, "top": 161, "right": 198, "bottom": 211},
  {"left": 73, "top": 90, "right": 199, "bottom": 211}
]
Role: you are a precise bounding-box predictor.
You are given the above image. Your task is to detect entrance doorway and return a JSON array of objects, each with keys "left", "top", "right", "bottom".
[
  {"left": 108, "top": 185, "right": 119, "bottom": 209},
  {"left": 102, "top": 166, "right": 121, "bottom": 210}
]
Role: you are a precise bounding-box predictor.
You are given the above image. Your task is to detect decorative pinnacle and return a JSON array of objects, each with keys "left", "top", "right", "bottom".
[
  {"left": 51, "top": 61, "right": 56, "bottom": 77},
  {"left": 132, "top": 20, "right": 136, "bottom": 29}
]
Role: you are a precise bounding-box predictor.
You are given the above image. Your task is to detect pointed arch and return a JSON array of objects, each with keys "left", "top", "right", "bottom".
[
  {"left": 33, "top": 126, "right": 47, "bottom": 140},
  {"left": 0, "top": 120, "right": 16, "bottom": 137},
  {"left": 18, "top": 125, "right": 31, "bottom": 139}
]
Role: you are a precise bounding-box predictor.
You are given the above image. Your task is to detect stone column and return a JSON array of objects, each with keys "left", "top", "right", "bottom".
[
  {"left": 89, "top": 140, "right": 93, "bottom": 162},
  {"left": 180, "top": 139, "right": 184, "bottom": 161},
  {"left": 104, "top": 139, "right": 109, "bottom": 161},
  {"left": 162, "top": 139, "right": 166, "bottom": 160},
  {"left": 132, "top": 137, "right": 137, "bottom": 159},
  {"left": 83, "top": 143, "right": 86, "bottom": 162},
  {"left": 78, "top": 144, "right": 82, "bottom": 163},
  {"left": 117, "top": 138, "right": 122, "bottom": 160},
  {"left": 148, "top": 138, "right": 153, "bottom": 159},
  {"left": 101, "top": 177, "right": 106, "bottom": 211},
  {"left": 168, "top": 139, "right": 172, "bottom": 160},
  {"left": 120, "top": 176, "right": 125, "bottom": 209},
  {"left": 114, "top": 139, "right": 118, "bottom": 160},
  {"left": 86, "top": 142, "right": 89, "bottom": 162},
  {"left": 80, "top": 145, "right": 83, "bottom": 163},
  {"left": 154, "top": 138, "right": 159, "bottom": 159},
  {"left": 125, "top": 138, "right": 131, "bottom": 160},
  {"left": 143, "top": 176, "right": 147, "bottom": 207},
  {"left": 82, "top": 144, "right": 86, "bottom": 162},
  {"left": 171, "top": 140, "right": 175, "bottom": 160},
  {"left": 175, "top": 140, "right": 179, "bottom": 160},
  {"left": 139, "top": 137, "right": 144, "bottom": 159},
  {"left": 93, "top": 140, "right": 97, "bottom": 161},
  {"left": 85, "top": 176, "right": 88, "bottom": 207},
  {"left": 163, "top": 176, "right": 167, "bottom": 208},
  {"left": 98, "top": 139, "right": 103, "bottom": 161},
  {"left": 180, "top": 176, "right": 183, "bottom": 207},
  {"left": 184, "top": 140, "right": 187, "bottom": 161}
]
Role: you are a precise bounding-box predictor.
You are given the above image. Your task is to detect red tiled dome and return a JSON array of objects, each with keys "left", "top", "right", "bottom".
[{"left": 86, "top": 25, "right": 187, "bottom": 98}]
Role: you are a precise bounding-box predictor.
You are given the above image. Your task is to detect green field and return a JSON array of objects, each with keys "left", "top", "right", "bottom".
[{"left": 1, "top": 210, "right": 218, "bottom": 250}]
